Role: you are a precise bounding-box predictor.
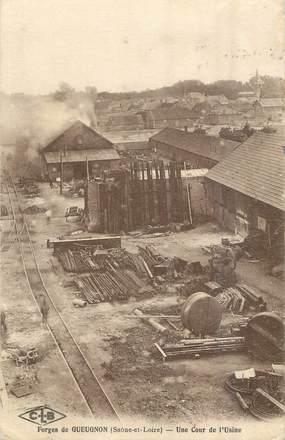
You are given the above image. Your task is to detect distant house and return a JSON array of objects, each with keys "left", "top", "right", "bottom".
[
  {"left": 42, "top": 120, "right": 120, "bottom": 181},
  {"left": 205, "top": 106, "right": 244, "bottom": 126},
  {"left": 190, "top": 101, "right": 213, "bottom": 122},
  {"left": 186, "top": 92, "right": 206, "bottom": 107},
  {"left": 105, "top": 113, "right": 144, "bottom": 131},
  {"left": 253, "top": 98, "right": 285, "bottom": 121},
  {"left": 237, "top": 91, "right": 258, "bottom": 103},
  {"left": 206, "top": 95, "right": 229, "bottom": 106},
  {"left": 139, "top": 106, "right": 193, "bottom": 129},
  {"left": 205, "top": 130, "right": 285, "bottom": 242},
  {"left": 149, "top": 127, "right": 240, "bottom": 168}
]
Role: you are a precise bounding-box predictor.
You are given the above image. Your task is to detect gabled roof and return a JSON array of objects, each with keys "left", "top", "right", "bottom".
[
  {"left": 206, "top": 131, "right": 285, "bottom": 211},
  {"left": 44, "top": 120, "right": 114, "bottom": 152},
  {"left": 191, "top": 101, "right": 213, "bottom": 115},
  {"left": 44, "top": 148, "right": 120, "bottom": 163},
  {"left": 149, "top": 128, "right": 240, "bottom": 162},
  {"left": 259, "top": 98, "right": 285, "bottom": 108}
]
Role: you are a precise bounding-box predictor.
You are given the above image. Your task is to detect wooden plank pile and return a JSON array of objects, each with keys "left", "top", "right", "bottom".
[{"left": 216, "top": 284, "right": 266, "bottom": 313}]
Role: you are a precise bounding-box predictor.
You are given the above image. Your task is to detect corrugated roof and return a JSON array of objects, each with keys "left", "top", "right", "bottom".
[
  {"left": 44, "top": 120, "right": 114, "bottom": 152},
  {"left": 181, "top": 168, "right": 208, "bottom": 178},
  {"left": 150, "top": 127, "right": 240, "bottom": 162},
  {"left": 206, "top": 131, "right": 285, "bottom": 211},
  {"left": 44, "top": 149, "right": 120, "bottom": 163}
]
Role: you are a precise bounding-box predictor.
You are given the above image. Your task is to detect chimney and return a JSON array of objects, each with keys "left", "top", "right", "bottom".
[{"left": 184, "top": 125, "right": 188, "bottom": 132}]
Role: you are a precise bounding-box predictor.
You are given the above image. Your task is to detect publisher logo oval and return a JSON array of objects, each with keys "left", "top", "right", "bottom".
[{"left": 19, "top": 406, "right": 66, "bottom": 425}]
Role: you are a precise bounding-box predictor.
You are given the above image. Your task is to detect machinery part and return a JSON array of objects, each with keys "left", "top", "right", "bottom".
[
  {"left": 134, "top": 309, "right": 168, "bottom": 333},
  {"left": 225, "top": 370, "right": 283, "bottom": 395},
  {"left": 181, "top": 292, "right": 222, "bottom": 336},
  {"left": 245, "top": 312, "right": 284, "bottom": 361},
  {"left": 235, "top": 392, "right": 249, "bottom": 411},
  {"left": 154, "top": 337, "right": 246, "bottom": 361},
  {"left": 249, "top": 388, "right": 285, "bottom": 421}
]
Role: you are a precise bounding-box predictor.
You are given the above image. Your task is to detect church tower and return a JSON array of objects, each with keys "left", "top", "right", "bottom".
[{"left": 252, "top": 70, "right": 263, "bottom": 100}]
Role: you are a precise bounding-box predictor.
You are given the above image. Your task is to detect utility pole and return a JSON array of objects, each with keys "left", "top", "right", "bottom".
[
  {"left": 184, "top": 162, "right": 193, "bottom": 224},
  {"left": 60, "top": 151, "right": 63, "bottom": 195}
]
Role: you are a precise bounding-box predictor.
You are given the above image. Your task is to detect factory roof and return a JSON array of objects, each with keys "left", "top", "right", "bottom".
[
  {"left": 206, "top": 130, "right": 285, "bottom": 211},
  {"left": 44, "top": 120, "right": 114, "bottom": 152},
  {"left": 150, "top": 127, "right": 240, "bottom": 162}
]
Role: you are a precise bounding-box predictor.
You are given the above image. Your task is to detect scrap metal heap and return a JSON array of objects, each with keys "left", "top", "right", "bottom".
[
  {"left": 55, "top": 238, "right": 269, "bottom": 312},
  {"left": 225, "top": 366, "right": 285, "bottom": 421},
  {"left": 215, "top": 284, "right": 267, "bottom": 313}
]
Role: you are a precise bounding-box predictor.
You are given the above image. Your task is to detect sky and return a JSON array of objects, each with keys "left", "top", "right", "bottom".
[{"left": 0, "top": 0, "right": 284, "bottom": 94}]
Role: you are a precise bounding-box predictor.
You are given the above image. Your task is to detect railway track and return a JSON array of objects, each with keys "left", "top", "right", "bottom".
[
  {"left": 0, "top": 184, "right": 16, "bottom": 252},
  {"left": 6, "top": 176, "right": 119, "bottom": 420},
  {"left": 0, "top": 221, "right": 16, "bottom": 252}
]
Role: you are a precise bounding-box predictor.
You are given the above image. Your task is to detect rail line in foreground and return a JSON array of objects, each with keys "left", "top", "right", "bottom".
[{"left": 6, "top": 176, "right": 119, "bottom": 420}]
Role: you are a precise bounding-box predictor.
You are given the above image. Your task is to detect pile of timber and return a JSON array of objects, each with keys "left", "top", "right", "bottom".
[
  {"left": 154, "top": 336, "right": 247, "bottom": 361},
  {"left": 216, "top": 284, "right": 266, "bottom": 313},
  {"left": 74, "top": 268, "right": 146, "bottom": 304}
]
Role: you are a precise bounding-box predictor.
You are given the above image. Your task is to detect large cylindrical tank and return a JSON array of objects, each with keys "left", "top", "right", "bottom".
[{"left": 181, "top": 292, "right": 222, "bottom": 336}]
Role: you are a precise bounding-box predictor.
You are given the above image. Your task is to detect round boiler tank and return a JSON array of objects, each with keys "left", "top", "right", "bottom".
[{"left": 181, "top": 292, "right": 222, "bottom": 336}]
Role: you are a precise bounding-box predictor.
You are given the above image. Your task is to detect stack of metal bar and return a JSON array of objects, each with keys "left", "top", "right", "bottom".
[
  {"left": 138, "top": 246, "right": 161, "bottom": 266},
  {"left": 56, "top": 248, "right": 109, "bottom": 272},
  {"left": 216, "top": 284, "right": 266, "bottom": 313},
  {"left": 56, "top": 245, "right": 175, "bottom": 303},
  {"left": 154, "top": 336, "right": 247, "bottom": 360},
  {"left": 75, "top": 268, "right": 146, "bottom": 303}
]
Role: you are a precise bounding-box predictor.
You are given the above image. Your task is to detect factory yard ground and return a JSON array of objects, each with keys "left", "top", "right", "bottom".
[{"left": 1, "top": 182, "right": 284, "bottom": 424}]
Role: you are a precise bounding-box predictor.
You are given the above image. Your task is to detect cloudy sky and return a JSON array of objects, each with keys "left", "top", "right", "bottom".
[{"left": 0, "top": 0, "right": 284, "bottom": 94}]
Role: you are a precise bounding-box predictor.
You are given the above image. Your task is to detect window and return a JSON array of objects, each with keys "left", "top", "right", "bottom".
[
  {"left": 76, "top": 135, "right": 83, "bottom": 146},
  {"left": 257, "top": 216, "right": 267, "bottom": 232}
]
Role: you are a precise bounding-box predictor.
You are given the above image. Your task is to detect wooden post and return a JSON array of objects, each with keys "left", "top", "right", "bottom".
[
  {"left": 267, "top": 222, "right": 271, "bottom": 248},
  {"left": 86, "top": 155, "right": 89, "bottom": 181},
  {"left": 184, "top": 162, "right": 193, "bottom": 224},
  {"left": 60, "top": 151, "right": 63, "bottom": 195}
]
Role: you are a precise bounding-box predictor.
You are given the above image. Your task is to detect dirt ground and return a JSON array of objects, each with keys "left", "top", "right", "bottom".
[
  {"left": 1, "top": 182, "right": 284, "bottom": 429},
  {"left": 0, "top": 187, "right": 91, "bottom": 420}
]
